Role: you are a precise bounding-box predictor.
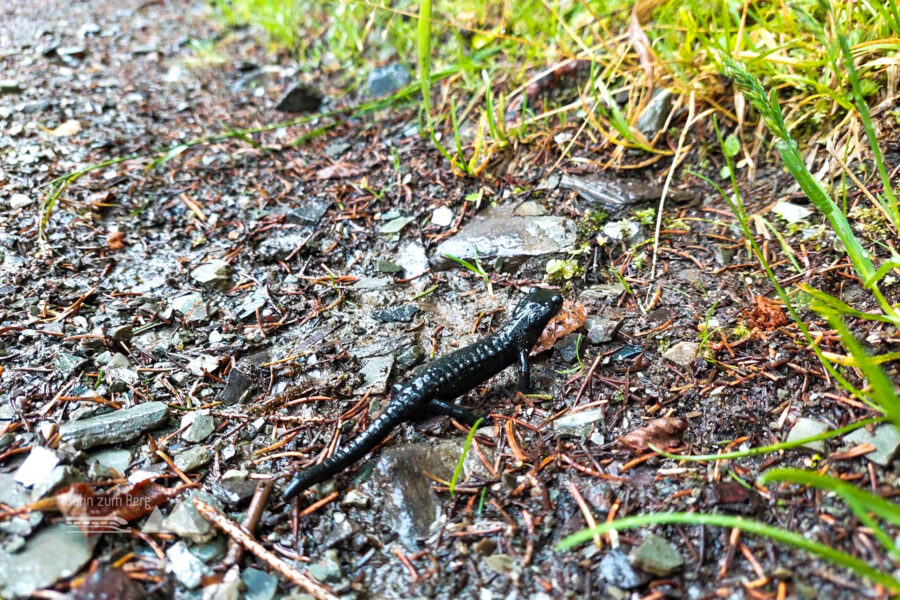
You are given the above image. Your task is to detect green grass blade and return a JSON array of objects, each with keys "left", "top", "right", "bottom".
[
  {"left": 557, "top": 512, "right": 900, "bottom": 592},
  {"left": 449, "top": 417, "right": 483, "bottom": 495},
  {"left": 651, "top": 417, "right": 883, "bottom": 461}
]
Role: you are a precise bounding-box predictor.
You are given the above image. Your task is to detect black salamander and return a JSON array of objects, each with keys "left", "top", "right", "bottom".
[{"left": 282, "top": 287, "right": 563, "bottom": 501}]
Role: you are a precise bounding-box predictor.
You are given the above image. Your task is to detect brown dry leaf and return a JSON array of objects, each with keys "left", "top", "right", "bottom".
[
  {"left": 55, "top": 480, "right": 178, "bottom": 534},
  {"left": 107, "top": 231, "right": 126, "bottom": 251},
  {"left": 743, "top": 295, "right": 788, "bottom": 331},
  {"left": 315, "top": 163, "right": 366, "bottom": 180},
  {"left": 619, "top": 417, "right": 687, "bottom": 453},
  {"left": 628, "top": 9, "right": 654, "bottom": 80},
  {"left": 532, "top": 301, "right": 587, "bottom": 354},
  {"left": 50, "top": 119, "right": 82, "bottom": 137}
]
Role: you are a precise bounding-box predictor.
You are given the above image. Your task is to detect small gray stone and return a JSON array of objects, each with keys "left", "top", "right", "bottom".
[
  {"left": 601, "top": 220, "right": 642, "bottom": 245},
  {"left": 170, "top": 292, "right": 204, "bottom": 316},
  {"left": 432, "top": 206, "right": 576, "bottom": 270},
  {"left": 555, "top": 333, "right": 583, "bottom": 363},
  {"left": 373, "top": 304, "right": 420, "bottom": 323},
  {"left": 190, "top": 260, "right": 232, "bottom": 290},
  {"left": 181, "top": 410, "right": 215, "bottom": 443},
  {"left": 105, "top": 352, "right": 131, "bottom": 369},
  {"left": 598, "top": 549, "right": 648, "bottom": 589},
  {"left": 356, "top": 356, "right": 394, "bottom": 395},
  {"left": 14, "top": 447, "right": 59, "bottom": 487},
  {"left": 786, "top": 418, "right": 829, "bottom": 452},
  {"left": 90, "top": 448, "right": 132, "bottom": 473},
  {"left": 772, "top": 201, "right": 812, "bottom": 224},
  {"left": 395, "top": 241, "right": 429, "bottom": 280},
  {"left": 844, "top": 424, "right": 900, "bottom": 466},
  {"left": 59, "top": 401, "right": 168, "bottom": 450},
  {"left": 165, "top": 492, "right": 219, "bottom": 543},
  {"left": 366, "top": 63, "right": 410, "bottom": 98},
  {"left": 341, "top": 489, "right": 371, "bottom": 508},
  {"left": 663, "top": 341, "right": 700, "bottom": 367},
  {"left": 109, "top": 324, "right": 133, "bottom": 341},
  {"left": 636, "top": 89, "right": 673, "bottom": 137},
  {"left": 629, "top": 534, "right": 684, "bottom": 576},
  {"left": 431, "top": 206, "right": 454, "bottom": 227},
  {"left": 166, "top": 541, "right": 208, "bottom": 589},
  {"left": 173, "top": 446, "right": 213, "bottom": 472},
  {"left": 586, "top": 310, "right": 625, "bottom": 344},
  {"left": 9, "top": 193, "right": 32, "bottom": 208},
  {"left": 219, "top": 367, "right": 253, "bottom": 405},
  {"left": 513, "top": 200, "right": 547, "bottom": 217},
  {"left": 553, "top": 408, "right": 604, "bottom": 439},
  {"left": 242, "top": 567, "right": 278, "bottom": 600},
  {"left": 395, "top": 345, "right": 424, "bottom": 369},
  {"left": 285, "top": 200, "right": 330, "bottom": 225},
  {"left": 377, "top": 259, "right": 403, "bottom": 274},
  {"left": 54, "top": 352, "right": 85, "bottom": 374},
  {"left": 307, "top": 549, "right": 342, "bottom": 582}
]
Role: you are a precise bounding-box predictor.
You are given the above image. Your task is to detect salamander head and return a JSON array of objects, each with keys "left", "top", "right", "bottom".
[{"left": 509, "top": 286, "right": 564, "bottom": 348}]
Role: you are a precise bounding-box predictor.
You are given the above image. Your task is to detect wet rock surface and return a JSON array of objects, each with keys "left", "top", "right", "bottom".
[
  {"left": 431, "top": 205, "right": 577, "bottom": 270},
  {"left": 58, "top": 401, "right": 169, "bottom": 450}
]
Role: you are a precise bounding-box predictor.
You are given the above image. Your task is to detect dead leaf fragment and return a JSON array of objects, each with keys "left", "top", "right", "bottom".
[
  {"left": 55, "top": 480, "right": 178, "bottom": 534},
  {"left": 315, "top": 163, "right": 366, "bottom": 180},
  {"left": 619, "top": 417, "right": 687, "bottom": 453},
  {"left": 107, "top": 231, "right": 126, "bottom": 250},
  {"left": 533, "top": 301, "right": 587, "bottom": 354},
  {"left": 50, "top": 119, "right": 82, "bottom": 137}
]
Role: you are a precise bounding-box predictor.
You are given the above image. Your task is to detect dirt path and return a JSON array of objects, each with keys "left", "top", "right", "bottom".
[{"left": 0, "top": 1, "right": 894, "bottom": 599}]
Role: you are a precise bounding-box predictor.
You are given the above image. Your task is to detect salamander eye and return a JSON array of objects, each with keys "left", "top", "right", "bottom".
[
  {"left": 552, "top": 294, "right": 563, "bottom": 305},
  {"left": 526, "top": 286, "right": 539, "bottom": 295}
]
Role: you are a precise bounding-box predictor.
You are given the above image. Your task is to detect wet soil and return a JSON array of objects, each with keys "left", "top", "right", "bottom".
[{"left": 1, "top": 1, "right": 898, "bottom": 599}]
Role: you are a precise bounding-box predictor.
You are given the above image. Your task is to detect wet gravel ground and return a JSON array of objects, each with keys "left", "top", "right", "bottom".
[{"left": 2, "top": 1, "right": 899, "bottom": 599}]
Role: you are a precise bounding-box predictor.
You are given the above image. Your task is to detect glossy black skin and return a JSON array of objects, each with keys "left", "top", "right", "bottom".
[{"left": 281, "top": 287, "right": 563, "bottom": 501}]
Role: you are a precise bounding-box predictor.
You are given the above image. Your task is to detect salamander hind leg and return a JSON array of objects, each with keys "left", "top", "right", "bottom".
[{"left": 426, "top": 398, "right": 489, "bottom": 427}]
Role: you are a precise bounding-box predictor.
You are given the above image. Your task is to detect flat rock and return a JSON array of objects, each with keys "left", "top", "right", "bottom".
[
  {"left": 242, "top": 567, "right": 278, "bottom": 600},
  {"left": 0, "top": 523, "right": 98, "bottom": 598},
  {"left": 663, "top": 341, "right": 699, "bottom": 367},
  {"left": 285, "top": 199, "right": 330, "bottom": 225},
  {"left": 173, "top": 446, "right": 213, "bottom": 472},
  {"left": 559, "top": 174, "right": 691, "bottom": 217},
  {"left": 14, "top": 447, "right": 60, "bottom": 487},
  {"left": 772, "top": 201, "right": 812, "bottom": 224},
  {"left": 431, "top": 206, "right": 454, "bottom": 227},
  {"left": 355, "top": 355, "right": 394, "bottom": 395},
  {"left": 374, "top": 440, "right": 489, "bottom": 549},
  {"left": 59, "top": 401, "right": 168, "bottom": 450},
  {"left": 181, "top": 410, "right": 215, "bottom": 443},
  {"left": 366, "top": 63, "right": 410, "bottom": 98},
  {"left": 395, "top": 241, "right": 429, "bottom": 280},
  {"left": 786, "top": 418, "right": 829, "bottom": 452},
  {"left": 166, "top": 541, "right": 208, "bottom": 589},
  {"left": 553, "top": 408, "right": 605, "bottom": 439},
  {"left": 598, "top": 549, "right": 648, "bottom": 589},
  {"left": 431, "top": 205, "right": 576, "bottom": 270},
  {"left": 586, "top": 309, "right": 625, "bottom": 344},
  {"left": 629, "top": 534, "right": 684, "bottom": 576},
  {"left": 219, "top": 367, "right": 253, "bottom": 405},
  {"left": 190, "top": 259, "right": 232, "bottom": 290},
  {"left": 844, "top": 424, "right": 900, "bottom": 466},
  {"left": 89, "top": 448, "right": 132, "bottom": 474},
  {"left": 373, "top": 304, "right": 420, "bottom": 323},
  {"left": 636, "top": 88, "right": 673, "bottom": 137}
]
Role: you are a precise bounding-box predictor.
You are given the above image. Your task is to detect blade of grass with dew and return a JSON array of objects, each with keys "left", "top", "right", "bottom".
[
  {"left": 449, "top": 418, "right": 483, "bottom": 495},
  {"left": 821, "top": 312, "right": 900, "bottom": 428},
  {"left": 650, "top": 417, "right": 883, "bottom": 461},
  {"left": 836, "top": 31, "right": 899, "bottom": 229},
  {"left": 800, "top": 284, "right": 900, "bottom": 327},
  {"left": 556, "top": 512, "right": 900, "bottom": 593},
  {"left": 718, "top": 56, "right": 889, "bottom": 311}
]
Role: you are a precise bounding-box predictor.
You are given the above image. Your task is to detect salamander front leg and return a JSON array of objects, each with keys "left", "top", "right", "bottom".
[
  {"left": 517, "top": 349, "right": 531, "bottom": 393},
  {"left": 427, "top": 399, "right": 488, "bottom": 426}
]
